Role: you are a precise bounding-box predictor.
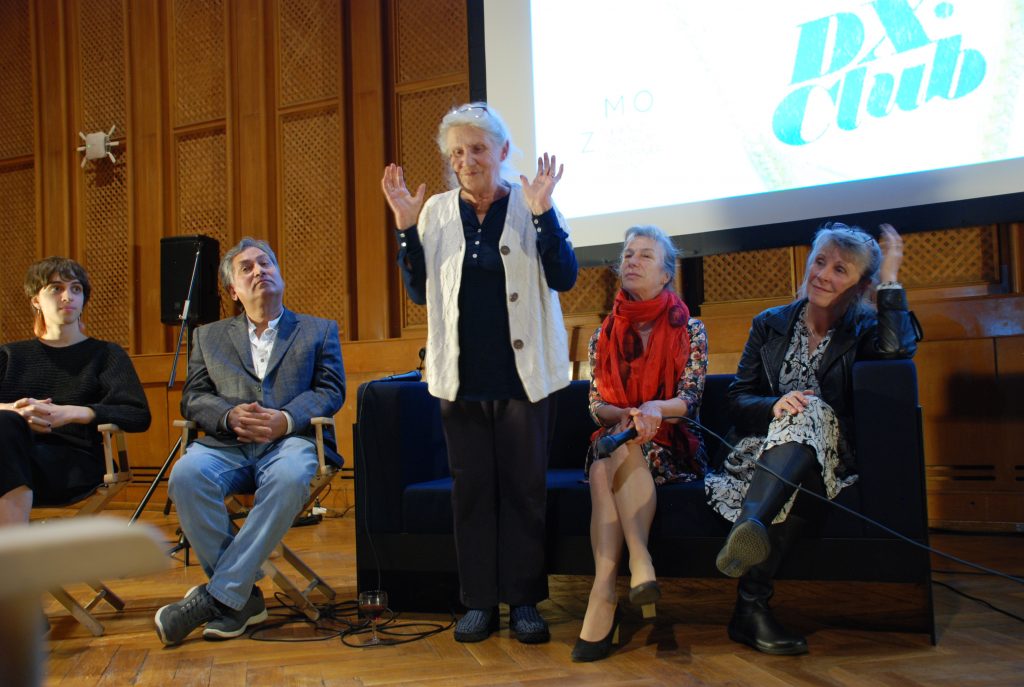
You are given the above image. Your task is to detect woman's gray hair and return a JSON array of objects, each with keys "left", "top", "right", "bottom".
[
  {"left": 797, "top": 221, "right": 882, "bottom": 312},
  {"left": 616, "top": 225, "right": 679, "bottom": 288},
  {"left": 219, "top": 237, "right": 280, "bottom": 290},
  {"left": 436, "top": 102, "right": 519, "bottom": 188}
]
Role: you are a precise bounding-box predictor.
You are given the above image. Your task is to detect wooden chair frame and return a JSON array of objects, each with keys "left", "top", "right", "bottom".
[
  {"left": 172, "top": 418, "right": 339, "bottom": 621},
  {"left": 43, "top": 424, "right": 132, "bottom": 636}
]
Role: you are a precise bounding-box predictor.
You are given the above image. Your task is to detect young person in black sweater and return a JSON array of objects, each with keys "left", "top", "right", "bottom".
[{"left": 0, "top": 257, "right": 150, "bottom": 527}]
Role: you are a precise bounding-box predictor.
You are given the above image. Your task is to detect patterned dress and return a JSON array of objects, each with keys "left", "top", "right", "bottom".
[
  {"left": 585, "top": 318, "right": 709, "bottom": 484},
  {"left": 705, "top": 304, "right": 857, "bottom": 523}
]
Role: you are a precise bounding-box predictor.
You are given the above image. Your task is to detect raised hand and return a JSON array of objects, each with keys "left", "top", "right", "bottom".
[
  {"left": 381, "top": 163, "right": 426, "bottom": 230},
  {"left": 878, "top": 223, "right": 904, "bottom": 283},
  {"left": 519, "top": 152, "right": 563, "bottom": 215}
]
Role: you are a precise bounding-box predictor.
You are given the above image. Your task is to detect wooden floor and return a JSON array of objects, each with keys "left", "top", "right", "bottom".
[{"left": 35, "top": 508, "right": 1024, "bottom": 686}]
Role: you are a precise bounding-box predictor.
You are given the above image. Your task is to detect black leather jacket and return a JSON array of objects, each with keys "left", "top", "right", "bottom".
[{"left": 727, "top": 288, "right": 919, "bottom": 446}]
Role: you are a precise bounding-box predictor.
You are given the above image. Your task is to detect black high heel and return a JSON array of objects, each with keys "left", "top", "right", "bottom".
[
  {"left": 628, "top": 579, "right": 661, "bottom": 619},
  {"left": 571, "top": 605, "right": 622, "bottom": 662}
]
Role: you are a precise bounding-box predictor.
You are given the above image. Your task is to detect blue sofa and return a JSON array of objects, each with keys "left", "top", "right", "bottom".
[{"left": 354, "top": 360, "right": 933, "bottom": 639}]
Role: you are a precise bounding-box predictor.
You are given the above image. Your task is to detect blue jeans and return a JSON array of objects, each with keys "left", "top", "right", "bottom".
[{"left": 168, "top": 437, "right": 317, "bottom": 610}]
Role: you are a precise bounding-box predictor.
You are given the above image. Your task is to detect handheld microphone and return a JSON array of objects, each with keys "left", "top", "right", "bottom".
[
  {"left": 382, "top": 370, "right": 422, "bottom": 382},
  {"left": 594, "top": 427, "right": 637, "bottom": 458}
]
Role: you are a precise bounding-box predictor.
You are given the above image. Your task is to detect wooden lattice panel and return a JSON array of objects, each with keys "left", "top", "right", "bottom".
[
  {"left": 398, "top": 85, "right": 467, "bottom": 328},
  {"left": 704, "top": 247, "right": 794, "bottom": 303},
  {"left": 76, "top": 0, "right": 127, "bottom": 135},
  {"left": 0, "top": 0, "right": 33, "bottom": 159},
  {"left": 404, "top": 298, "right": 426, "bottom": 328},
  {"left": 560, "top": 265, "right": 618, "bottom": 315},
  {"left": 82, "top": 156, "right": 130, "bottom": 348},
  {"left": 171, "top": 0, "right": 226, "bottom": 126},
  {"left": 76, "top": 0, "right": 130, "bottom": 348},
  {"left": 279, "top": 108, "right": 346, "bottom": 335},
  {"left": 175, "top": 128, "right": 233, "bottom": 318},
  {"left": 899, "top": 226, "right": 999, "bottom": 288},
  {"left": 395, "top": 0, "right": 468, "bottom": 85},
  {"left": 277, "top": 0, "right": 340, "bottom": 107},
  {"left": 397, "top": 85, "right": 467, "bottom": 196},
  {"left": 0, "top": 165, "right": 37, "bottom": 342}
]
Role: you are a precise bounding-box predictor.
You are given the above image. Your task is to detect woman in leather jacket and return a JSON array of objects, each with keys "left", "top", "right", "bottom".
[{"left": 705, "top": 222, "right": 919, "bottom": 656}]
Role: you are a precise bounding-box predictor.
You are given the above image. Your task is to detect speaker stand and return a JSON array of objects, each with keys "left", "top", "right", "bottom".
[{"left": 130, "top": 240, "right": 204, "bottom": 527}]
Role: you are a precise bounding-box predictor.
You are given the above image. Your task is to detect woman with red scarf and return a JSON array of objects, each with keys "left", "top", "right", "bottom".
[{"left": 572, "top": 226, "right": 708, "bottom": 662}]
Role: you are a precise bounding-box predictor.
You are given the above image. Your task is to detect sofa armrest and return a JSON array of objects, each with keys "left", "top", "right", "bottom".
[
  {"left": 354, "top": 381, "right": 447, "bottom": 532},
  {"left": 852, "top": 359, "right": 928, "bottom": 538}
]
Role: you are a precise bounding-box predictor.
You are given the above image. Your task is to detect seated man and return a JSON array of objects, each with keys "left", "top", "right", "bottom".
[{"left": 154, "top": 237, "right": 345, "bottom": 645}]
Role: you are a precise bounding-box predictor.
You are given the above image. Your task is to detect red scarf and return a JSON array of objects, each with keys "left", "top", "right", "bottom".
[{"left": 593, "top": 289, "right": 700, "bottom": 469}]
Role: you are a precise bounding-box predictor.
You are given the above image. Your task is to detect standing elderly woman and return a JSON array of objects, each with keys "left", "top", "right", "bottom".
[
  {"left": 572, "top": 225, "right": 708, "bottom": 662},
  {"left": 381, "top": 103, "right": 577, "bottom": 644},
  {"left": 0, "top": 257, "right": 151, "bottom": 527},
  {"left": 705, "top": 222, "right": 918, "bottom": 656}
]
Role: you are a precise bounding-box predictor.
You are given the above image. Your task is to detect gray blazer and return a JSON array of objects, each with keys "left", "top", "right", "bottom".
[{"left": 181, "top": 308, "right": 346, "bottom": 465}]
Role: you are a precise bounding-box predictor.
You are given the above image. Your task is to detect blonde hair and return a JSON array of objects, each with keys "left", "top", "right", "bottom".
[{"left": 797, "top": 222, "right": 882, "bottom": 313}]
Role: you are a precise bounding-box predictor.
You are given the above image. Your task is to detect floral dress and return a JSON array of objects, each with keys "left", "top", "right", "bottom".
[
  {"left": 585, "top": 318, "right": 709, "bottom": 484},
  {"left": 705, "top": 304, "right": 857, "bottom": 523}
]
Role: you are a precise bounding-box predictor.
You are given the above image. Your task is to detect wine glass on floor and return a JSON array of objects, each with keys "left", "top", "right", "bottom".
[{"left": 358, "top": 589, "right": 388, "bottom": 646}]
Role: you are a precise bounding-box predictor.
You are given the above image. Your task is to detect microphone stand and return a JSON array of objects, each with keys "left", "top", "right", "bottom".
[{"left": 129, "top": 241, "right": 204, "bottom": 527}]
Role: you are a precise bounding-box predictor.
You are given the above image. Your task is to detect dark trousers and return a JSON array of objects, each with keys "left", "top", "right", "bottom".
[
  {"left": 439, "top": 396, "right": 555, "bottom": 608},
  {"left": 0, "top": 410, "right": 102, "bottom": 505}
]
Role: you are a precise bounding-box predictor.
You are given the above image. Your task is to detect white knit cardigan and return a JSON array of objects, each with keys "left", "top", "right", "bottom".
[{"left": 418, "top": 184, "right": 572, "bottom": 403}]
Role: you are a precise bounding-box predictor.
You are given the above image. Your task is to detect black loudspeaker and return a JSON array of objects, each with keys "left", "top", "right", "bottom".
[{"left": 160, "top": 235, "right": 221, "bottom": 325}]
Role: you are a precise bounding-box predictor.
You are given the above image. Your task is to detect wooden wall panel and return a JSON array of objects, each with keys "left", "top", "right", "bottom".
[
  {"left": 394, "top": 0, "right": 467, "bottom": 85},
  {"left": 0, "top": 165, "right": 37, "bottom": 342},
  {"left": 0, "top": 0, "right": 37, "bottom": 342},
  {"left": 276, "top": 0, "right": 340, "bottom": 108},
  {"left": 560, "top": 265, "right": 618, "bottom": 316},
  {"left": 230, "top": 0, "right": 271, "bottom": 236},
  {"left": 167, "top": 0, "right": 231, "bottom": 326},
  {"left": 389, "top": 0, "right": 470, "bottom": 334},
  {"left": 34, "top": 0, "right": 72, "bottom": 256},
  {"left": 0, "top": 0, "right": 34, "bottom": 160},
  {"left": 174, "top": 129, "right": 233, "bottom": 319},
  {"left": 71, "top": 0, "right": 131, "bottom": 348},
  {"left": 394, "top": 85, "right": 467, "bottom": 330},
  {"left": 271, "top": 0, "right": 349, "bottom": 333},
  {"left": 704, "top": 247, "right": 795, "bottom": 303},
  {"left": 900, "top": 226, "right": 1000, "bottom": 288},
  {"left": 278, "top": 108, "right": 347, "bottom": 330},
  {"left": 127, "top": 0, "right": 167, "bottom": 354},
  {"left": 170, "top": 0, "right": 227, "bottom": 126},
  {"left": 80, "top": 159, "right": 131, "bottom": 347}
]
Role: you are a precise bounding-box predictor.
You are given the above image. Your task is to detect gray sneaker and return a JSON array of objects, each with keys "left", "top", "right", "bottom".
[
  {"left": 203, "top": 586, "right": 268, "bottom": 640},
  {"left": 154, "top": 586, "right": 223, "bottom": 646}
]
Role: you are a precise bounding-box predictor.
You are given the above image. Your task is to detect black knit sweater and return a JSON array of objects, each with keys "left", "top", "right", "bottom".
[{"left": 0, "top": 338, "right": 151, "bottom": 450}]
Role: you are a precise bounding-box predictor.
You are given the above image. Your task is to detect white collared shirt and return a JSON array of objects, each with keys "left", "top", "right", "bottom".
[
  {"left": 247, "top": 313, "right": 282, "bottom": 380},
  {"left": 236, "top": 312, "right": 293, "bottom": 435}
]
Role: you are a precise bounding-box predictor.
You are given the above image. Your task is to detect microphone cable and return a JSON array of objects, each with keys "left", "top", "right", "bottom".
[
  {"left": 654, "top": 414, "right": 1024, "bottom": 588},
  {"left": 249, "top": 368, "right": 455, "bottom": 647}
]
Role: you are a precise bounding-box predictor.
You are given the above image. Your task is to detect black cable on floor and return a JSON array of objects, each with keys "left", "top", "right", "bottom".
[
  {"left": 248, "top": 592, "right": 455, "bottom": 645},
  {"left": 931, "top": 579, "right": 1024, "bottom": 624}
]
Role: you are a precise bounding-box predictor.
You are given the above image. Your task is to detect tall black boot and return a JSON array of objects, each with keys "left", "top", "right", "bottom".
[
  {"left": 716, "top": 442, "right": 817, "bottom": 578},
  {"left": 727, "top": 516, "right": 809, "bottom": 655}
]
